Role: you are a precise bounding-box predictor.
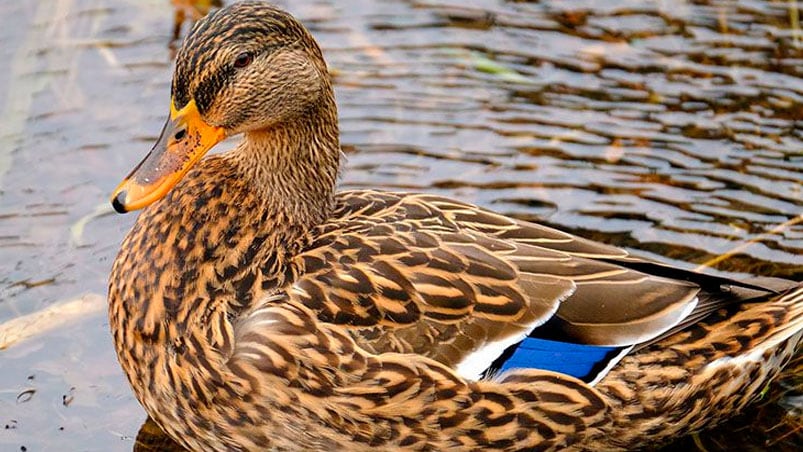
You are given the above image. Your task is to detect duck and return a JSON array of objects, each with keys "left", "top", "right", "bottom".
[{"left": 108, "top": 1, "right": 803, "bottom": 450}]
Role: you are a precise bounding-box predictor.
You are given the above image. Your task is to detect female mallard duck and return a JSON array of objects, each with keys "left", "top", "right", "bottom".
[{"left": 109, "top": 1, "right": 803, "bottom": 450}]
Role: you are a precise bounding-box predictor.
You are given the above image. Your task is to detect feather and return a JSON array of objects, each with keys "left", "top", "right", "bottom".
[{"left": 495, "top": 337, "right": 626, "bottom": 383}]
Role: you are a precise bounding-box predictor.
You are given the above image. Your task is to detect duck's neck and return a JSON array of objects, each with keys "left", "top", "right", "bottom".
[{"left": 229, "top": 95, "right": 340, "bottom": 233}]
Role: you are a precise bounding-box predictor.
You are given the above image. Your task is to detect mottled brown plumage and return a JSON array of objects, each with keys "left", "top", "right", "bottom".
[{"left": 108, "top": 1, "right": 803, "bottom": 451}]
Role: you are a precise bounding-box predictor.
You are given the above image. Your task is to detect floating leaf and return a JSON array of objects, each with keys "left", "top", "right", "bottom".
[{"left": 469, "top": 51, "right": 531, "bottom": 83}]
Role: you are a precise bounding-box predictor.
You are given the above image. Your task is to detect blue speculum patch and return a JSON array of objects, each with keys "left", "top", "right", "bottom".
[{"left": 498, "top": 337, "right": 622, "bottom": 382}]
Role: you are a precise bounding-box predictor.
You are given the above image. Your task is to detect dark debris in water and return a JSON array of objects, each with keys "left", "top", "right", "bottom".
[
  {"left": 62, "top": 387, "right": 75, "bottom": 407},
  {"left": 9, "top": 278, "right": 56, "bottom": 290}
]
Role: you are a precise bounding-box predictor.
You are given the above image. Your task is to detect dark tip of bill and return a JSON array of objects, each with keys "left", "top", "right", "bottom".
[{"left": 112, "top": 192, "right": 129, "bottom": 214}]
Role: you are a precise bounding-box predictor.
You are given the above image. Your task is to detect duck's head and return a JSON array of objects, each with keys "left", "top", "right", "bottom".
[{"left": 111, "top": 1, "right": 332, "bottom": 213}]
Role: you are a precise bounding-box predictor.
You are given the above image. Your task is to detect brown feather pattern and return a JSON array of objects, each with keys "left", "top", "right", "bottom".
[{"left": 108, "top": 2, "right": 803, "bottom": 450}]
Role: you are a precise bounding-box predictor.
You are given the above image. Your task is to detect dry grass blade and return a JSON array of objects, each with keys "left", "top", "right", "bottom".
[
  {"left": 0, "top": 294, "right": 105, "bottom": 350},
  {"left": 790, "top": 0, "right": 801, "bottom": 49},
  {"left": 694, "top": 213, "right": 803, "bottom": 273}
]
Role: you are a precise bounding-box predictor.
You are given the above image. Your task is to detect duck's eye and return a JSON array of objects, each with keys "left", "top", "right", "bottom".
[{"left": 233, "top": 52, "right": 254, "bottom": 69}]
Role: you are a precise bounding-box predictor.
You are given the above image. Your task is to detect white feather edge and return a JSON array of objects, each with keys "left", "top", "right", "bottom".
[
  {"left": 457, "top": 294, "right": 701, "bottom": 384},
  {"left": 455, "top": 327, "right": 539, "bottom": 381},
  {"left": 455, "top": 287, "right": 568, "bottom": 381},
  {"left": 587, "top": 345, "right": 633, "bottom": 386},
  {"left": 588, "top": 295, "right": 700, "bottom": 386}
]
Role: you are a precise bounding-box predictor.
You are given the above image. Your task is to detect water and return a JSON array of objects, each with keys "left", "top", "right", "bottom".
[{"left": 0, "top": 0, "right": 800, "bottom": 450}]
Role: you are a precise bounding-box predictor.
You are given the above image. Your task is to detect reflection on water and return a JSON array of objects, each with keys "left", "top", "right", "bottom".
[
  {"left": 170, "top": 0, "right": 223, "bottom": 51},
  {"left": 0, "top": 0, "right": 800, "bottom": 450}
]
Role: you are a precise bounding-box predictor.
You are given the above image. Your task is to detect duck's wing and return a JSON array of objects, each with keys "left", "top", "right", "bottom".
[
  {"left": 426, "top": 195, "right": 779, "bottom": 346},
  {"left": 285, "top": 191, "right": 701, "bottom": 379}
]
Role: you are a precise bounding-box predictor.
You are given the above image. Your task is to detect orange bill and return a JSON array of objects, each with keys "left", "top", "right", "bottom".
[{"left": 110, "top": 99, "right": 226, "bottom": 213}]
